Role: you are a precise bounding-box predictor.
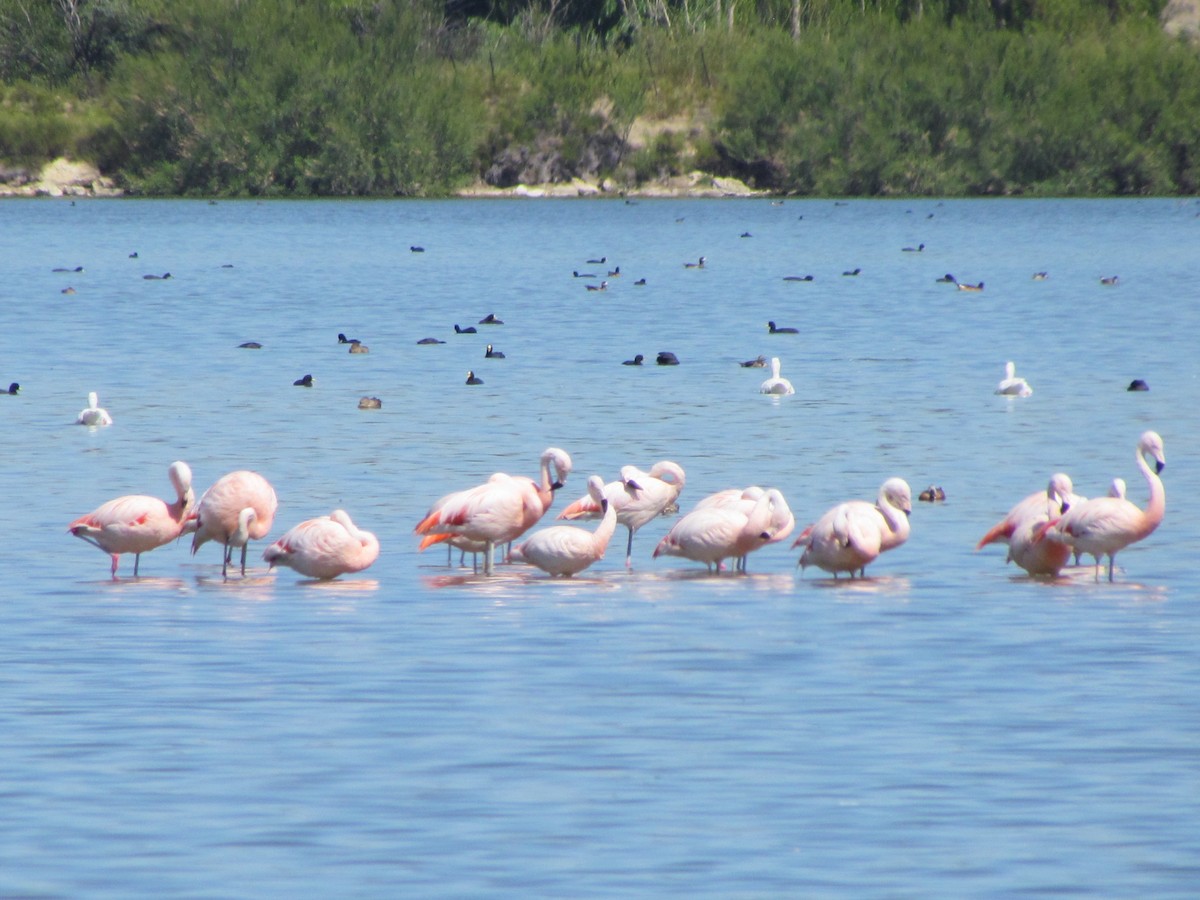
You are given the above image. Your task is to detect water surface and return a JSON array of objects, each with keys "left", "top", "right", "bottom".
[{"left": 1, "top": 197, "right": 1198, "bottom": 897}]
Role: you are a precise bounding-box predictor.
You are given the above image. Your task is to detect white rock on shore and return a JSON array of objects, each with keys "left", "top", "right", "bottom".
[
  {"left": 457, "top": 170, "right": 763, "bottom": 199},
  {"left": 0, "top": 157, "right": 122, "bottom": 198}
]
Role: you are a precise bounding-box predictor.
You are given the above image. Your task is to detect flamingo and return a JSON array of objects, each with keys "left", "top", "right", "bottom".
[
  {"left": 759, "top": 357, "right": 795, "bottom": 395},
  {"left": 653, "top": 488, "right": 790, "bottom": 573},
  {"left": 68, "top": 461, "right": 194, "bottom": 577},
  {"left": 1006, "top": 510, "right": 1072, "bottom": 577},
  {"left": 263, "top": 510, "right": 379, "bottom": 579},
  {"left": 190, "top": 470, "right": 278, "bottom": 577},
  {"left": 692, "top": 486, "right": 794, "bottom": 571},
  {"left": 1040, "top": 431, "right": 1166, "bottom": 582},
  {"left": 976, "top": 473, "right": 1079, "bottom": 550},
  {"left": 794, "top": 478, "right": 912, "bottom": 578},
  {"left": 558, "top": 461, "right": 686, "bottom": 567},
  {"left": 416, "top": 447, "right": 572, "bottom": 575},
  {"left": 76, "top": 391, "right": 113, "bottom": 426},
  {"left": 995, "top": 361, "right": 1032, "bottom": 397},
  {"left": 511, "top": 476, "right": 617, "bottom": 577}
]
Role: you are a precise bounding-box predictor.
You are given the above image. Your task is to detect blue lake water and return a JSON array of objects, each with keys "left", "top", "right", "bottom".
[{"left": 2, "top": 197, "right": 1199, "bottom": 896}]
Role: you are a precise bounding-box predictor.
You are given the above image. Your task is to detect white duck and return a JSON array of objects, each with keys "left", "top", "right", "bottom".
[
  {"left": 76, "top": 391, "right": 113, "bottom": 426},
  {"left": 759, "top": 357, "right": 795, "bottom": 395},
  {"left": 995, "top": 361, "right": 1032, "bottom": 397}
]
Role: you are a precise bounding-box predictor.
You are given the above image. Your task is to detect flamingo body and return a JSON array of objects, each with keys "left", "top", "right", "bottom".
[
  {"left": 512, "top": 476, "right": 617, "bottom": 576},
  {"left": 795, "top": 478, "right": 911, "bottom": 577},
  {"left": 1006, "top": 512, "right": 1071, "bottom": 577},
  {"left": 190, "top": 470, "right": 278, "bottom": 576},
  {"left": 264, "top": 510, "right": 379, "bottom": 579},
  {"left": 653, "top": 488, "right": 789, "bottom": 572},
  {"left": 68, "top": 461, "right": 194, "bottom": 576}
]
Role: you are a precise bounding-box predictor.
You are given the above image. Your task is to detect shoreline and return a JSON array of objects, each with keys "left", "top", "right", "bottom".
[{"left": 0, "top": 157, "right": 765, "bottom": 200}]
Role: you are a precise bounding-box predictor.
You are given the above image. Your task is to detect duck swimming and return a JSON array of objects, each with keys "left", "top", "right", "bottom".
[
  {"left": 76, "top": 391, "right": 113, "bottom": 427},
  {"left": 478, "top": 313, "right": 504, "bottom": 325},
  {"left": 768, "top": 321, "right": 799, "bottom": 334},
  {"left": 656, "top": 352, "right": 680, "bottom": 366},
  {"left": 485, "top": 344, "right": 505, "bottom": 359},
  {"left": 465, "top": 370, "right": 484, "bottom": 385},
  {"left": 294, "top": 374, "right": 314, "bottom": 387},
  {"left": 454, "top": 324, "right": 477, "bottom": 334},
  {"left": 759, "top": 358, "right": 795, "bottom": 395},
  {"left": 995, "top": 361, "right": 1032, "bottom": 397}
]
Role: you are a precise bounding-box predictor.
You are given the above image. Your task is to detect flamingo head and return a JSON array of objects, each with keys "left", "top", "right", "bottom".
[{"left": 1139, "top": 431, "right": 1165, "bottom": 474}]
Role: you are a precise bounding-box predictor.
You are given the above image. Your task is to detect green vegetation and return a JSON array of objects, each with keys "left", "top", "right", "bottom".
[{"left": 0, "top": 0, "right": 1197, "bottom": 196}]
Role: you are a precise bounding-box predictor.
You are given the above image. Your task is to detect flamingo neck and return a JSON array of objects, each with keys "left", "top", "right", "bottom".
[
  {"left": 876, "top": 494, "right": 908, "bottom": 537},
  {"left": 1136, "top": 447, "right": 1166, "bottom": 537},
  {"left": 593, "top": 499, "right": 618, "bottom": 551}
]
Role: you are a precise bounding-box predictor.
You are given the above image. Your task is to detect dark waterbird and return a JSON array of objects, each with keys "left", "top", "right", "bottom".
[
  {"left": 740, "top": 355, "right": 767, "bottom": 368},
  {"left": 768, "top": 321, "right": 799, "bottom": 335},
  {"left": 143, "top": 273, "right": 171, "bottom": 280},
  {"left": 623, "top": 354, "right": 644, "bottom": 366},
  {"left": 238, "top": 341, "right": 263, "bottom": 349},
  {"left": 338, "top": 333, "right": 361, "bottom": 344},
  {"left": 479, "top": 313, "right": 504, "bottom": 325},
  {"left": 3, "top": 382, "right": 19, "bottom": 395},
  {"left": 454, "top": 324, "right": 477, "bottom": 334},
  {"left": 656, "top": 352, "right": 680, "bottom": 366},
  {"left": 417, "top": 337, "right": 445, "bottom": 345},
  {"left": 293, "top": 374, "right": 314, "bottom": 387},
  {"left": 1127, "top": 379, "right": 1150, "bottom": 392},
  {"left": 466, "top": 371, "right": 484, "bottom": 385},
  {"left": 485, "top": 344, "right": 505, "bottom": 359}
]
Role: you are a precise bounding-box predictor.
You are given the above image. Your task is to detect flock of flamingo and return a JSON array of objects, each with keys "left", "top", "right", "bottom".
[
  {"left": 49, "top": 231, "right": 1166, "bottom": 584},
  {"left": 66, "top": 428, "right": 1165, "bottom": 584}
]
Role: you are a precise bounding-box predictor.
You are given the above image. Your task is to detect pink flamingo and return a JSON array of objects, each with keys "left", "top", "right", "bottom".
[
  {"left": 68, "top": 460, "right": 194, "bottom": 577},
  {"left": 794, "top": 478, "right": 912, "bottom": 578},
  {"left": 976, "top": 473, "right": 1080, "bottom": 550},
  {"left": 693, "top": 485, "right": 795, "bottom": 571},
  {"left": 652, "top": 488, "right": 789, "bottom": 573},
  {"left": 511, "top": 475, "right": 617, "bottom": 576},
  {"left": 1006, "top": 510, "right": 1072, "bottom": 577},
  {"left": 558, "top": 460, "right": 686, "bottom": 567},
  {"left": 1039, "top": 430, "right": 1165, "bottom": 581},
  {"left": 190, "top": 470, "right": 278, "bottom": 577},
  {"left": 415, "top": 448, "right": 571, "bottom": 575},
  {"left": 263, "top": 509, "right": 379, "bottom": 579}
]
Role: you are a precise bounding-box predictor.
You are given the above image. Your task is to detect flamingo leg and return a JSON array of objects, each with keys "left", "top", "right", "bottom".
[
  {"left": 483, "top": 541, "right": 494, "bottom": 576},
  {"left": 110, "top": 554, "right": 119, "bottom": 577},
  {"left": 240, "top": 543, "right": 249, "bottom": 576},
  {"left": 221, "top": 541, "right": 230, "bottom": 577},
  {"left": 625, "top": 527, "right": 634, "bottom": 568}
]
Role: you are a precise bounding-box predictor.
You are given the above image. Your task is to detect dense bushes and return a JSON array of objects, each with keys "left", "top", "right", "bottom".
[{"left": 0, "top": 0, "right": 1195, "bottom": 196}]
